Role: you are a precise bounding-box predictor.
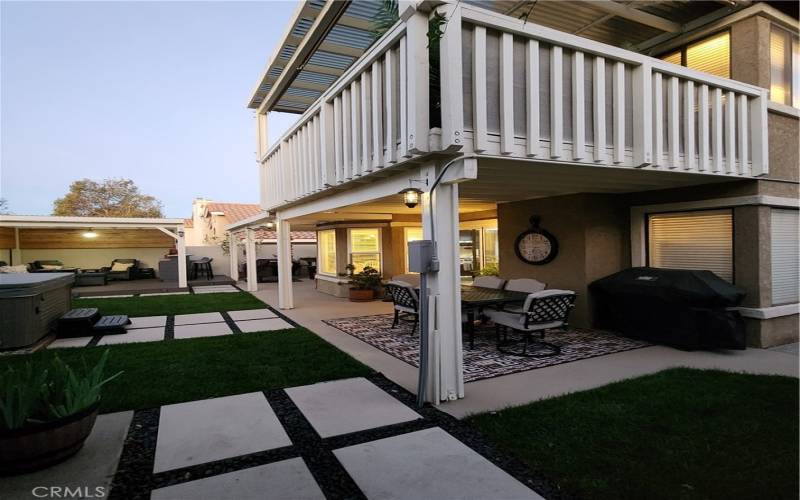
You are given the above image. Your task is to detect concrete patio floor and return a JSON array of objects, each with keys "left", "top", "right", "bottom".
[{"left": 251, "top": 280, "right": 799, "bottom": 418}]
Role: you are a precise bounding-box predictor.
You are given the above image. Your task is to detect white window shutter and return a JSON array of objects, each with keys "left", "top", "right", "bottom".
[
  {"left": 647, "top": 210, "right": 733, "bottom": 282},
  {"left": 770, "top": 209, "right": 799, "bottom": 305}
]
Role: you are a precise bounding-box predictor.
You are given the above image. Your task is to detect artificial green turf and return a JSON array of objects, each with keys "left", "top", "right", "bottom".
[
  {"left": 1, "top": 328, "right": 372, "bottom": 413},
  {"left": 74, "top": 292, "right": 267, "bottom": 317},
  {"left": 468, "top": 368, "right": 798, "bottom": 500}
]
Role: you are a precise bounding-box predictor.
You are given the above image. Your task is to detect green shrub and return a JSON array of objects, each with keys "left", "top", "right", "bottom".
[{"left": 0, "top": 350, "right": 121, "bottom": 431}]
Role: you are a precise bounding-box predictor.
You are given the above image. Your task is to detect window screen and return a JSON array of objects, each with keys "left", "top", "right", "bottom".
[
  {"left": 770, "top": 209, "right": 799, "bottom": 305},
  {"left": 318, "top": 230, "right": 337, "bottom": 275},
  {"left": 647, "top": 209, "right": 733, "bottom": 282}
]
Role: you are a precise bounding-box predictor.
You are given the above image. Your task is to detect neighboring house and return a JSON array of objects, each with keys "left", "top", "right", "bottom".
[{"left": 236, "top": 1, "right": 799, "bottom": 403}]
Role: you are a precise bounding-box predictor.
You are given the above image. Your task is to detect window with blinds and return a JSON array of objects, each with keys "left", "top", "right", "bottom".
[
  {"left": 770, "top": 209, "right": 799, "bottom": 305},
  {"left": 770, "top": 26, "right": 800, "bottom": 108},
  {"left": 317, "top": 229, "right": 337, "bottom": 276},
  {"left": 647, "top": 210, "right": 733, "bottom": 282},
  {"left": 659, "top": 31, "right": 730, "bottom": 79}
]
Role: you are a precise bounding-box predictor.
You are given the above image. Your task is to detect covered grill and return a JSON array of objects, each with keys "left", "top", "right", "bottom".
[{"left": 589, "top": 267, "right": 746, "bottom": 350}]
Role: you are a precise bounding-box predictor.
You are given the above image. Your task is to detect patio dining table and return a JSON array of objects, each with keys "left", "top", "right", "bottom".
[{"left": 460, "top": 285, "right": 529, "bottom": 349}]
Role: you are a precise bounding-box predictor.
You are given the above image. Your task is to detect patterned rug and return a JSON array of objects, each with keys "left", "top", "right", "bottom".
[{"left": 323, "top": 314, "right": 651, "bottom": 383}]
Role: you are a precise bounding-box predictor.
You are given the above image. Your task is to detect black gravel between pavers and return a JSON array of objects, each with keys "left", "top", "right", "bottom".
[
  {"left": 108, "top": 373, "right": 568, "bottom": 500},
  {"left": 219, "top": 311, "right": 242, "bottom": 334},
  {"left": 163, "top": 315, "right": 175, "bottom": 340}
]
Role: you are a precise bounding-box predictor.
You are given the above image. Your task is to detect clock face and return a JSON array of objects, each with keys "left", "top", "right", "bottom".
[{"left": 515, "top": 230, "right": 558, "bottom": 265}]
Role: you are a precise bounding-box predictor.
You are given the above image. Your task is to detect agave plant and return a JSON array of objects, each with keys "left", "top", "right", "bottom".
[{"left": 0, "top": 350, "right": 122, "bottom": 431}]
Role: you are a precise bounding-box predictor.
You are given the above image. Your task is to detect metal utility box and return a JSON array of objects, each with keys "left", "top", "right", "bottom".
[
  {"left": 408, "top": 240, "right": 435, "bottom": 273},
  {"left": 0, "top": 273, "right": 74, "bottom": 350}
]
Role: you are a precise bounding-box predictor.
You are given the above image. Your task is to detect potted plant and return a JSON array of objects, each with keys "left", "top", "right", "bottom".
[
  {"left": 348, "top": 265, "right": 382, "bottom": 302},
  {"left": 0, "top": 350, "right": 122, "bottom": 475}
]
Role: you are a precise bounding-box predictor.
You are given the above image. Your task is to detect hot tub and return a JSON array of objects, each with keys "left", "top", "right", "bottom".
[{"left": 0, "top": 273, "right": 74, "bottom": 350}]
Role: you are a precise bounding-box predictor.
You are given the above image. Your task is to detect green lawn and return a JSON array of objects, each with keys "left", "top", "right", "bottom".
[
  {"left": 1, "top": 329, "right": 372, "bottom": 413},
  {"left": 468, "top": 368, "right": 798, "bottom": 500},
  {"left": 74, "top": 292, "right": 267, "bottom": 317}
]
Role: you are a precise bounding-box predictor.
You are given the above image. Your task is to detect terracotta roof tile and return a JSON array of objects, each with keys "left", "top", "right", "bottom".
[
  {"left": 237, "top": 230, "right": 317, "bottom": 241},
  {"left": 204, "top": 203, "right": 262, "bottom": 224},
  {"left": 183, "top": 218, "right": 194, "bottom": 228}
]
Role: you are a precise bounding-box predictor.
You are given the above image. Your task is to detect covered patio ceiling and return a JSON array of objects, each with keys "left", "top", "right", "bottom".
[{"left": 250, "top": 0, "right": 753, "bottom": 114}]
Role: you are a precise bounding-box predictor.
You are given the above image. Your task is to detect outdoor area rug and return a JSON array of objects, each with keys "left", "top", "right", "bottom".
[{"left": 324, "top": 314, "right": 651, "bottom": 383}]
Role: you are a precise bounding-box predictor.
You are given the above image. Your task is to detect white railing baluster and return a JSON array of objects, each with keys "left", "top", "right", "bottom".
[
  {"left": 333, "top": 97, "right": 343, "bottom": 184},
  {"left": 399, "top": 35, "right": 409, "bottom": 158},
  {"left": 439, "top": 3, "right": 463, "bottom": 151},
  {"left": 351, "top": 80, "right": 362, "bottom": 176},
  {"left": 711, "top": 87, "right": 723, "bottom": 173},
  {"left": 612, "top": 61, "right": 624, "bottom": 164},
  {"left": 526, "top": 39, "right": 540, "bottom": 157},
  {"left": 405, "top": 10, "right": 429, "bottom": 153},
  {"left": 550, "top": 46, "right": 563, "bottom": 159},
  {"left": 683, "top": 81, "right": 695, "bottom": 171},
  {"left": 371, "top": 60, "right": 384, "bottom": 169},
  {"left": 320, "top": 101, "right": 335, "bottom": 187},
  {"left": 737, "top": 94, "right": 749, "bottom": 176},
  {"left": 500, "top": 32, "right": 514, "bottom": 155},
  {"left": 300, "top": 125, "right": 309, "bottom": 196},
  {"left": 750, "top": 91, "right": 768, "bottom": 175},
  {"left": 667, "top": 76, "right": 679, "bottom": 169},
  {"left": 632, "top": 63, "right": 652, "bottom": 167},
  {"left": 593, "top": 56, "right": 605, "bottom": 163},
  {"left": 361, "top": 72, "right": 372, "bottom": 174},
  {"left": 698, "top": 84, "right": 709, "bottom": 171},
  {"left": 312, "top": 116, "right": 321, "bottom": 191},
  {"left": 725, "top": 90, "right": 736, "bottom": 174},
  {"left": 473, "top": 26, "right": 488, "bottom": 153},
  {"left": 342, "top": 88, "right": 352, "bottom": 180},
  {"left": 572, "top": 51, "right": 585, "bottom": 161},
  {"left": 652, "top": 72, "right": 663, "bottom": 168},
  {"left": 384, "top": 49, "right": 397, "bottom": 164}
]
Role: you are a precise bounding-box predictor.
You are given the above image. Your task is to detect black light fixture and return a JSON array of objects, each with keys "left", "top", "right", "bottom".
[{"left": 399, "top": 187, "right": 424, "bottom": 208}]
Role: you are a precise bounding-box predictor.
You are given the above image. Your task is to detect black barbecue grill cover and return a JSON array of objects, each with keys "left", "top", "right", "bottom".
[{"left": 589, "top": 267, "right": 746, "bottom": 350}]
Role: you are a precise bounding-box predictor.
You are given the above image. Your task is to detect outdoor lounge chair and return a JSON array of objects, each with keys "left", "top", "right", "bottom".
[
  {"left": 385, "top": 281, "right": 420, "bottom": 335},
  {"left": 100, "top": 259, "right": 138, "bottom": 281},
  {"left": 473, "top": 276, "right": 506, "bottom": 289},
  {"left": 485, "top": 290, "right": 576, "bottom": 357}
]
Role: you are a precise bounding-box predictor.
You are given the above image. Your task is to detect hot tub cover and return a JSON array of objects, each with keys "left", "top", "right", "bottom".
[{"left": 0, "top": 273, "right": 75, "bottom": 298}]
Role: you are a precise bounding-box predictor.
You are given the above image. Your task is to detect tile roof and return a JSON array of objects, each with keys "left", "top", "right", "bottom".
[
  {"left": 204, "top": 203, "right": 262, "bottom": 224},
  {"left": 237, "top": 230, "right": 317, "bottom": 242},
  {"left": 183, "top": 218, "right": 194, "bottom": 228}
]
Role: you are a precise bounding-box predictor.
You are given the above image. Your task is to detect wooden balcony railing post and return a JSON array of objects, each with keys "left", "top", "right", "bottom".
[
  {"left": 405, "top": 9, "right": 429, "bottom": 154},
  {"left": 438, "top": 3, "right": 464, "bottom": 152}
]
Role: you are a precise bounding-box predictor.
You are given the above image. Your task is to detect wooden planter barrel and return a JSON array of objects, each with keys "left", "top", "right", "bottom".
[
  {"left": 348, "top": 288, "right": 375, "bottom": 302},
  {"left": 0, "top": 402, "right": 99, "bottom": 475}
]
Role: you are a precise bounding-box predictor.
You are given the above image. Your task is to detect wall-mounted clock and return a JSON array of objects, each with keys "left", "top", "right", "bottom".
[{"left": 514, "top": 216, "right": 559, "bottom": 265}]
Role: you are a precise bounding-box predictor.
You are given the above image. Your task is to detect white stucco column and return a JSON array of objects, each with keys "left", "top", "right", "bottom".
[
  {"left": 421, "top": 163, "right": 464, "bottom": 404},
  {"left": 176, "top": 227, "right": 187, "bottom": 288},
  {"left": 245, "top": 228, "right": 258, "bottom": 292},
  {"left": 276, "top": 217, "right": 294, "bottom": 309},
  {"left": 229, "top": 232, "right": 239, "bottom": 282}
]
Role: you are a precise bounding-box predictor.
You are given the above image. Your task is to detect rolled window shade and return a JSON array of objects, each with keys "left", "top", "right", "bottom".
[
  {"left": 770, "top": 28, "right": 790, "bottom": 105},
  {"left": 685, "top": 31, "right": 730, "bottom": 79},
  {"left": 770, "top": 209, "right": 799, "bottom": 305},
  {"left": 648, "top": 210, "right": 733, "bottom": 282}
]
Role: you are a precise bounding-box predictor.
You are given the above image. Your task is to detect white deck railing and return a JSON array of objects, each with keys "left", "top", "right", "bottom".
[{"left": 260, "top": 4, "right": 769, "bottom": 211}]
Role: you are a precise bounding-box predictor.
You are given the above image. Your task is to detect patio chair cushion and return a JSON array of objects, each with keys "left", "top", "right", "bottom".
[
  {"left": 485, "top": 309, "right": 564, "bottom": 331},
  {"left": 0, "top": 265, "right": 29, "bottom": 274},
  {"left": 473, "top": 276, "right": 506, "bottom": 289},
  {"left": 391, "top": 273, "right": 420, "bottom": 288},
  {"left": 504, "top": 278, "right": 546, "bottom": 294},
  {"left": 385, "top": 281, "right": 419, "bottom": 313},
  {"left": 111, "top": 261, "right": 134, "bottom": 272}
]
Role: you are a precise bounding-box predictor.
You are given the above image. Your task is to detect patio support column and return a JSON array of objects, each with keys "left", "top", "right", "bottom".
[
  {"left": 176, "top": 227, "right": 187, "bottom": 289},
  {"left": 421, "top": 163, "right": 464, "bottom": 404},
  {"left": 229, "top": 232, "right": 239, "bottom": 282},
  {"left": 11, "top": 228, "right": 21, "bottom": 265},
  {"left": 245, "top": 228, "right": 258, "bottom": 292},
  {"left": 276, "top": 216, "right": 294, "bottom": 309}
]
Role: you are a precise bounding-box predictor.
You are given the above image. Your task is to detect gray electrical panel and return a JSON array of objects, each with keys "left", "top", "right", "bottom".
[{"left": 408, "top": 240, "right": 435, "bottom": 273}]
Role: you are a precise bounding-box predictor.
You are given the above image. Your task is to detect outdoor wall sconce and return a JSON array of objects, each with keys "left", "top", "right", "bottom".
[
  {"left": 82, "top": 229, "right": 98, "bottom": 238},
  {"left": 399, "top": 187, "right": 424, "bottom": 208},
  {"left": 265, "top": 221, "right": 275, "bottom": 229}
]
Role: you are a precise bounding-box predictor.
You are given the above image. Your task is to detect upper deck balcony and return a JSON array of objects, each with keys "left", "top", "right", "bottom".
[{"left": 253, "top": 1, "right": 775, "bottom": 212}]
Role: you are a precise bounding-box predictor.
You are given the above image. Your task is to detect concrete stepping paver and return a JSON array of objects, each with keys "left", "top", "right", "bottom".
[
  {"left": 48, "top": 336, "right": 94, "bottom": 349},
  {"left": 174, "top": 312, "right": 224, "bottom": 325},
  {"left": 173, "top": 322, "right": 231, "bottom": 339},
  {"left": 228, "top": 309, "right": 278, "bottom": 321},
  {"left": 236, "top": 318, "right": 293, "bottom": 333},
  {"left": 97, "top": 327, "right": 164, "bottom": 345},
  {"left": 193, "top": 285, "right": 240, "bottom": 294},
  {"left": 126, "top": 315, "right": 167, "bottom": 329},
  {"left": 335, "top": 427, "right": 542, "bottom": 500},
  {"left": 154, "top": 392, "right": 291, "bottom": 473},
  {"left": 138, "top": 291, "right": 190, "bottom": 296},
  {"left": 286, "top": 377, "right": 421, "bottom": 438},
  {"left": 150, "top": 458, "right": 325, "bottom": 500}
]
